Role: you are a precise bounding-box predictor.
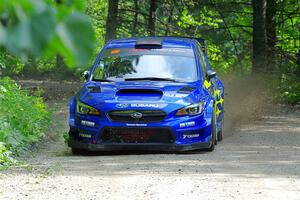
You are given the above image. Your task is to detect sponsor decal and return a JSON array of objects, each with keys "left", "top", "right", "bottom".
[
  {"left": 179, "top": 121, "right": 195, "bottom": 128},
  {"left": 183, "top": 133, "right": 199, "bottom": 139},
  {"left": 175, "top": 93, "right": 189, "bottom": 98},
  {"left": 150, "top": 48, "right": 187, "bottom": 53},
  {"left": 116, "top": 103, "right": 129, "bottom": 108},
  {"left": 164, "top": 92, "right": 188, "bottom": 98},
  {"left": 79, "top": 133, "right": 92, "bottom": 138},
  {"left": 129, "top": 49, "right": 149, "bottom": 52},
  {"left": 81, "top": 120, "right": 95, "bottom": 127},
  {"left": 126, "top": 123, "right": 147, "bottom": 127},
  {"left": 111, "top": 49, "right": 120, "bottom": 54}
]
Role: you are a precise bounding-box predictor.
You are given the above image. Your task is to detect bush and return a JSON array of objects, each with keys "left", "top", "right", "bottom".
[
  {"left": 0, "top": 48, "right": 25, "bottom": 76},
  {"left": 277, "top": 74, "right": 300, "bottom": 105},
  {"left": 0, "top": 77, "right": 51, "bottom": 169}
]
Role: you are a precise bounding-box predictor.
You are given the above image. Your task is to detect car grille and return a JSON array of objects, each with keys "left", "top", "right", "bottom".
[
  {"left": 100, "top": 128, "right": 174, "bottom": 143},
  {"left": 108, "top": 110, "right": 166, "bottom": 122}
]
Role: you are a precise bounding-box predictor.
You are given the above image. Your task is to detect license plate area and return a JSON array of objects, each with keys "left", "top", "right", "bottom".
[{"left": 100, "top": 128, "right": 174, "bottom": 143}]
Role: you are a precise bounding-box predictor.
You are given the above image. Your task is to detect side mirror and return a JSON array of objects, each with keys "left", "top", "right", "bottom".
[
  {"left": 207, "top": 70, "right": 217, "bottom": 80},
  {"left": 81, "top": 71, "right": 90, "bottom": 81}
]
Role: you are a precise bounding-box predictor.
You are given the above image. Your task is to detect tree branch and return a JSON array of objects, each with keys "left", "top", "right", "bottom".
[{"left": 209, "top": 0, "right": 243, "bottom": 72}]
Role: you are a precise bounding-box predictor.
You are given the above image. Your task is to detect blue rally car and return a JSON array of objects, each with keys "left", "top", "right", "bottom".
[{"left": 68, "top": 37, "right": 224, "bottom": 154}]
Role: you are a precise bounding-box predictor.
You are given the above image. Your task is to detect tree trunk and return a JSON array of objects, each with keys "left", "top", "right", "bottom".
[
  {"left": 132, "top": 0, "right": 138, "bottom": 36},
  {"left": 55, "top": 0, "right": 66, "bottom": 73},
  {"left": 296, "top": 50, "right": 300, "bottom": 79},
  {"left": 252, "top": 0, "right": 267, "bottom": 73},
  {"left": 148, "top": 0, "right": 157, "bottom": 36},
  {"left": 56, "top": 55, "right": 66, "bottom": 69},
  {"left": 105, "top": 0, "right": 119, "bottom": 42},
  {"left": 266, "top": 0, "right": 276, "bottom": 71},
  {"left": 165, "top": 6, "right": 174, "bottom": 35},
  {"left": 23, "top": 57, "right": 37, "bottom": 77}
]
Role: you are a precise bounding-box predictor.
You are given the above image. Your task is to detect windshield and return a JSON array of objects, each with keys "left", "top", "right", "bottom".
[{"left": 92, "top": 48, "right": 197, "bottom": 82}]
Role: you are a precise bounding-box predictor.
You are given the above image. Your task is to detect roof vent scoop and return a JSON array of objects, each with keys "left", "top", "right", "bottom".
[
  {"left": 87, "top": 85, "right": 101, "bottom": 93},
  {"left": 178, "top": 86, "right": 196, "bottom": 94},
  {"left": 135, "top": 38, "right": 163, "bottom": 49}
]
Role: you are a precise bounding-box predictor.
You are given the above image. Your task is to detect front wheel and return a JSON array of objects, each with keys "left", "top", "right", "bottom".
[
  {"left": 207, "top": 109, "right": 217, "bottom": 151},
  {"left": 217, "top": 115, "right": 224, "bottom": 141},
  {"left": 71, "top": 148, "right": 87, "bottom": 155}
]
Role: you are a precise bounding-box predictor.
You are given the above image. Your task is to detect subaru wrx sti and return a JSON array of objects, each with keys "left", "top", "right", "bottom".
[{"left": 68, "top": 37, "right": 224, "bottom": 153}]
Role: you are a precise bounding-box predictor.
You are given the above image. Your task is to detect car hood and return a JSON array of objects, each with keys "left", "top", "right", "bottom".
[{"left": 78, "top": 81, "right": 207, "bottom": 111}]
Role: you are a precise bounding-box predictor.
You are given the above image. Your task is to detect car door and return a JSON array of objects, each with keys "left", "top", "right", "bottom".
[{"left": 196, "top": 42, "right": 224, "bottom": 124}]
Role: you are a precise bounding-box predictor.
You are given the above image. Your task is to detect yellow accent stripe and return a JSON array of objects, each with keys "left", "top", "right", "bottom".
[
  {"left": 205, "top": 81, "right": 223, "bottom": 119},
  {"left": 215, "top": 89, "right": 220, "bottom": 97},
  {"left": 214, "top": 89, "right": 223, "bottom": 119}
]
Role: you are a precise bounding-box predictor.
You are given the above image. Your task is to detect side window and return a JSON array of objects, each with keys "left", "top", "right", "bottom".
[
  {"left": 196, "top": 44, "right": 207, "bottom": 81},
  {"left": 92, "top": 60, "right": 104, "bottom": 80}
]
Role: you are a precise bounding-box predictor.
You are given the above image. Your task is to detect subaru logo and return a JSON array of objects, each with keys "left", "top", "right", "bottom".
[{"left": 130, "top": 112, "right": 143, "bottom": 119}]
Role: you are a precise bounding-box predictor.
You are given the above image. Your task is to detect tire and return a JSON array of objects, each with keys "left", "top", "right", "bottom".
[
  {"left": 217, "top": 115, "right": 224, "bottom": 141},
  {"left": 207, "top": 108, "right": 217, "bottom": 151},
  {"left": 71, "top": 148, "right": 87, "bottom": 155}
]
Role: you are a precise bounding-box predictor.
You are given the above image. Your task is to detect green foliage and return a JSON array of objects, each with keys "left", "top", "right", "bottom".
[
  {"left": 0, "top": 48, "right": 25, "bottom": 75},
  {"left": 277, "top": 0, "right": 300, "bottom": 54},
  {"left": 86, "top": 0, "right": 107, "bottom": 51},
  {"left": 36, "top": 56, "right": 56, "bottom": 73},
  {"left": 52, "top": 12, "right": 96, "bottom": 67},
  {"left": 0, "top": 0, "right": 299, "bottom": 104},
  {"left": 277, "top": 75, "right": 300, "bottom": 105},
  {"left": 63, "top": 131, "right": 69, "bottom": 144},
  {"left": 0, "top": 0, "right": 95, "bottom": 67},
  {"left": 0, "top": 142, "right": 18, "bottom": 169},
  {"left": 0, "top": 77, "right": 50, "bottom": 168}
]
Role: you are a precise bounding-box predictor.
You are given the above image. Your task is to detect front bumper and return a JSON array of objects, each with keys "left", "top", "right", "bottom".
[
  {"left": 68, "top": 99, "right": 214, "bottom": 152},
  {"left": 68, "top": 139, "right": 211, "bottom": 152}
]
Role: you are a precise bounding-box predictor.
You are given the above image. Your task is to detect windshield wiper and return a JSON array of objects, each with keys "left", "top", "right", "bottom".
[
  {"left": 92, "top": 78, "right": 115, "bottom": 82},
  {"left": 125, "top": 77, "right": 178, "bottom": 82}
]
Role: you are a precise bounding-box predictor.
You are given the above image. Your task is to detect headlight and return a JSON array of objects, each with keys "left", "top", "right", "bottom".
[
  {"left": 176, "top": 102, "right": 204, "bottom": 116},
  {"left": 76, "top": 101, "right": 101, "bottom": 116}
]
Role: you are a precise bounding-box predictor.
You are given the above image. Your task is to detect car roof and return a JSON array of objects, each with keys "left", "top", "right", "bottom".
[{"left": 105, "top": 37, "right": 197, "bottom": 49}]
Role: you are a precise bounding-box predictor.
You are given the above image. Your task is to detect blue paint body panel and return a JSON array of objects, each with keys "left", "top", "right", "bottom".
[{"left": 68, "top": 37, "right": 224, "bottom": 151}]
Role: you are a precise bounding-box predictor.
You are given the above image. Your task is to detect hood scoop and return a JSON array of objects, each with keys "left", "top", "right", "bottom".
[{"left": 116, "top": 89, "right": 163, "bottom": 101}]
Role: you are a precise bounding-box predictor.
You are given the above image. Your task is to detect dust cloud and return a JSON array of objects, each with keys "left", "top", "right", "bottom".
[{"left": 222, "top": 74, "right": 274, "bottom": 136}]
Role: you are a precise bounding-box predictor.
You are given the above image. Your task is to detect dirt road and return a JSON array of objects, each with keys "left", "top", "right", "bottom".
[{"left": 0, "top": 78, "right": 299, "bottom": 200}]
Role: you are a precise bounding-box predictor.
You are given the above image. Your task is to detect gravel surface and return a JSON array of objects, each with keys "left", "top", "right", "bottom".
[{"left": 1, "top": 77, "right": 299, "bottom": 200}]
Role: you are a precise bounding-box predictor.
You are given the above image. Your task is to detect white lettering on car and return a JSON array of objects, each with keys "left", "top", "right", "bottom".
[
  {"left": 81, "top": 120, "right": 95, "bottom": 127},
  {"left": 179, "top": 121, "right": 195, "bottom": 128},
  {"left": 183, "top": 134, "right": 199, "bottom": 139},
  {"left": 130, "top": 103, "right": 160, "bottom": 108},
  {"left": 79, "top": 133, "right": 92, "bottom": 138},
  {"left": 126, "top": 123, "right": 148, "bottom": 127}
]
